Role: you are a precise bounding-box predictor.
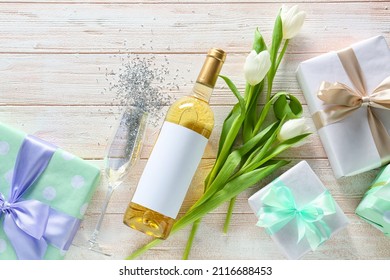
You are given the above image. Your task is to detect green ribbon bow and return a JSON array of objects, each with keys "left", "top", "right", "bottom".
[
  {"left": 356, "top": 179, "right": 390, "bottom": 237},
  {"left": 256, "top": 181, "right": 337, "bottom": 250}
]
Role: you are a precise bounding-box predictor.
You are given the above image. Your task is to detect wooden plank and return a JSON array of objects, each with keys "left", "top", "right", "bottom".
[
  {"left": 72, "top": 157, "right": 385, "bottom": 260},
  {"left": 68, "top": 163, "right": 385, "bottom": 260},
  {"left": 0, "top": 3, "right": 388, "bottom": 53},
  {"left": 0, "top": 105, "right": 327, "bottom": 159},
  {"left": 0, "top": 53, "right": 314, "bottom": 106},
  {"left": 68, "top": 212, "right": 390, "bottom": 260},
  {"left": 0, "top": 0, "right": 387, "bottom": 3},
  {"left": 75, "top": 158, "right": 382, "bottom": 259},
  {"left": 86, "top": 158, "right": 379, "bottom": 216}
]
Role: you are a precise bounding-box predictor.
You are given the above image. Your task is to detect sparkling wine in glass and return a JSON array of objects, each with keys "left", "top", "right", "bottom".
[{"left": 87, "top": 106, "right": 148, "bottom": 255}]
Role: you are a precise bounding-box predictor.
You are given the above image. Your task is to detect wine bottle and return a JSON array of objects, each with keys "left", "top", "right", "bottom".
[{"left": 123, "top": 48, "right": 226, "bottom": 239}]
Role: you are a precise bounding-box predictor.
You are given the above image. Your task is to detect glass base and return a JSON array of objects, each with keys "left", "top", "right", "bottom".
[
  {"left": 70, "top": 239, "right": 113, "bottom": 258},
  {"left": 87, "top": 240, "right": 112, "bottom": 257}
]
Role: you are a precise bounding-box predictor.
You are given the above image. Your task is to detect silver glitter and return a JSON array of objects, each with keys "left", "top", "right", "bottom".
[
  {"left": 100, "top": 54, "right": 176, "bottom": 156},
  {"left": 108, "top": 55, "right": 174, "bottom": 125}
]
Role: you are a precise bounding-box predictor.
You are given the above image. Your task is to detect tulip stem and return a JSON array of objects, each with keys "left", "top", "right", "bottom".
[
  {"left": 275, "top": 39, "right": 289, "bottom": 73},
  {"left": 266, "top": 39, "right": 289, "bottom": 103},
  {"left": 266, "top": 74, "right": 273, "bottom": 103},
  {"left": 245, "top": 85, "right": 255, "bottom": 109},
  {"left": 183, "top": 218, "right": 202, "bottom": 259}
]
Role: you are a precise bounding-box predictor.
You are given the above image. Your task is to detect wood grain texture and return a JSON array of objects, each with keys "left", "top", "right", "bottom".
[
  {"left": 66, "top": 159, "right": 387, "bottom": 260},
  {"left": 0, "top": 1, "right": 389, "bottom": 260},
  {"left": 0, "top": 53, "right": 308, "bottom": 106},
  {"left": 0, "top": 105, "right": 326, "bottom": 159},
  {"left": 0, "top": 0, "right": 388, "bottom": 3},
  {"left": 0, "top": 3, "right": 389, "bottom": 54}
]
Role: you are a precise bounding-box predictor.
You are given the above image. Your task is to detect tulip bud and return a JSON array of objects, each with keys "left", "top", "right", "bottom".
[
  {"left": 280, "top": 5, "right": 306, "bottom": 39},
  {"left": 244, "top": 50, "right": 271, "bottom": 86},
  {"left": 277, "top": 118, "right": 310, "bottom": 143}
]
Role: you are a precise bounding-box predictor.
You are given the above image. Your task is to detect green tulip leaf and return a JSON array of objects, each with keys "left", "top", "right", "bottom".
[
  {"left": 253, "top": 28, "right": 267, "bottom": 54},
  {"left": 270, "top": 12, "right": 283, "bottom": 67},
  {"left": 273, "top": 93, "right": 303, "bottom": 120}
]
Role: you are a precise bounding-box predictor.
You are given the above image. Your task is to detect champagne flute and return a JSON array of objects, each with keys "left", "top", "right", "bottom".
[{"left": 87, "top": 105, "right": 148, "bottom": 255}]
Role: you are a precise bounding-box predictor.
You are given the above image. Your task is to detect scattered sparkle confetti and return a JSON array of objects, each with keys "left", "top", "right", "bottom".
[{"left": 105, "top": 55, "right": 175, "bottom": 126}]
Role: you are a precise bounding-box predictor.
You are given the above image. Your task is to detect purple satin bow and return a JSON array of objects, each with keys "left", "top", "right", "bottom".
[{"left": 0, "top": 135, "right": 81, "bottom": 260}]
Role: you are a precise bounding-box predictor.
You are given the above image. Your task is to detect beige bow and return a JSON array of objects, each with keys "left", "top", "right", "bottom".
[{"left": 312, "top": 48, "right": 390, "bottom": 164}]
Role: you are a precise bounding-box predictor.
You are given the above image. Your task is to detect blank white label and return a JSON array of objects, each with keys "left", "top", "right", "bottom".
[{"left": 132, "top": 121, "right": 208, "bottom": 218}]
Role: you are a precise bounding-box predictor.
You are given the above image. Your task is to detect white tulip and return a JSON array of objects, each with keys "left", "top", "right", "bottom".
[
  {"left": 280, "top": 5, "right": 306, "bottom": 39},
  {"left": 278, "top": 118, "right": 310, "bottom": 143},
  {"left": 244, "top": 50, "right": 271, "bottom": 86}
]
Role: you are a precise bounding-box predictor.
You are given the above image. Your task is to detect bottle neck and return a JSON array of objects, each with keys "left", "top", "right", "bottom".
[
  {"left": 191, "top": 82, "right": 214, "bottom": 103},
  {"left": 191, "top": 48, "right": 226, "bottom": 103}
]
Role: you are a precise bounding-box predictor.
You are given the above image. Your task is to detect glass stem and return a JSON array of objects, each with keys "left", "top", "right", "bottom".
[{"left": 89, "top": 184, "right": 115, "bottom": 248}]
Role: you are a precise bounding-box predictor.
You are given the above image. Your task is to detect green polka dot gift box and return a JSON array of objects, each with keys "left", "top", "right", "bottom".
[{"left": 0, "top": 122, "right": 100, "bottom": 259}]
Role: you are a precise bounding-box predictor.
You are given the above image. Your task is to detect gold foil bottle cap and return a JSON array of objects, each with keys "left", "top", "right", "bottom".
[{"left": 196, "top": 48, "right": 227, "bottom": 88}]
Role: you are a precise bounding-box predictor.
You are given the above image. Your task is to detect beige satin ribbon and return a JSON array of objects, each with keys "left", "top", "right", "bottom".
[{"left": 312, "top": 48, "right": 390, "bottom": 164}]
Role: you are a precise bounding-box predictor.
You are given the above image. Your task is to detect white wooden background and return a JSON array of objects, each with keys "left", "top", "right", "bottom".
[{"left": 0, "top": 1, "right": 389, "bottom": 260}]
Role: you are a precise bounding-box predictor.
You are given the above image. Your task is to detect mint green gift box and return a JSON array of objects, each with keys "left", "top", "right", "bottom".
[
  {"left": 0, "top": 122, "right": 101, "bottom": 259},
  {"left": 356, "top": 165, "right": 390, "bottom": 237}
]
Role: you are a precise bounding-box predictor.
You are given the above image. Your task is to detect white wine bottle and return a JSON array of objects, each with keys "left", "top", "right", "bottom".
[{"left": 123, "top": 48, "right": 226, "bottom": 239}]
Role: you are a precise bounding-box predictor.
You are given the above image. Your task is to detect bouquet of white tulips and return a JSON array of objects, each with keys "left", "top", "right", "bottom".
[{"left": 126, "top": 5, "right": 309, "bottom": 260}]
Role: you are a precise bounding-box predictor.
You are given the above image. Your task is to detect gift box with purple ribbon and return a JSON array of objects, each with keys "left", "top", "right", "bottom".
[
  {"left": 0, "top": 122, "right": 100, "bottom": 259},
  {"left": 296, "top": 36, "right": 390, "bottom": 178},
  {"left": 248, "top": 161, "right": 349, "bottom": 259}
]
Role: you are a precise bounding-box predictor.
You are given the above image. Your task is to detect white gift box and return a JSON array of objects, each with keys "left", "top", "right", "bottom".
[
  {"left": 296, "top": 36, "right": 390, "bottom": 178},
  {"left": 248, "top": 161, "right": 349, "bottom": 259}
]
